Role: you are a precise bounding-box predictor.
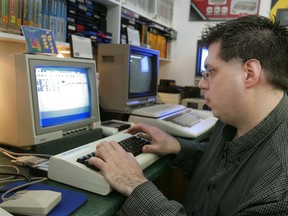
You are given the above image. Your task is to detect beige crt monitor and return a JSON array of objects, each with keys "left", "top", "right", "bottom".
[
  {"left": 97, "top": 44, "right": 160, "bottom": 114},
  {"left": 0, "top": 54, "right": 101, "bottom": 150}
]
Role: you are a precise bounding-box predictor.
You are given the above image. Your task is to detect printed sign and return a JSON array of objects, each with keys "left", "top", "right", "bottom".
[{"left": 189, "top": 0, "right": 260, "bottom": 21}]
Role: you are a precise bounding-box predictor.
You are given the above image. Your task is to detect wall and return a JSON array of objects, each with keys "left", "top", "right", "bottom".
[{"left": 158, "top": 0, "right": 272, "bottom": 87}]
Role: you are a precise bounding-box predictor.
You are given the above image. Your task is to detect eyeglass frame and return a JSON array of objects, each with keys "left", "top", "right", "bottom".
[{"left": 200, "top": 60, "right": 244, "bottom": 80}]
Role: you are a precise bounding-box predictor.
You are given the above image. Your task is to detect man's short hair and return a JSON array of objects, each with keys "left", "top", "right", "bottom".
[{"left": 200, "top": 15, "right": 288, "bottom": 91}]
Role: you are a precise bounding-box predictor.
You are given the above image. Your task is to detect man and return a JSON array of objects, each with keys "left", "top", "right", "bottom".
[{"left": 89, "top": 15, "right": 288, "bottom": 215}]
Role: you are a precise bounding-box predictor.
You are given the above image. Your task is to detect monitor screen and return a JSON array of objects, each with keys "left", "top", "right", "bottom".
[
  {"left": 128, "top": 46, "right": 158, "bottom": 100},
  {"left": 129, "top": 54, "right": 152, "bottom": 93},
  {"left": 195, "top": 41, "right": 208, "bottom": 79},
  {"left": 35, "top": 66, "right": 91, "bottom": 128}
]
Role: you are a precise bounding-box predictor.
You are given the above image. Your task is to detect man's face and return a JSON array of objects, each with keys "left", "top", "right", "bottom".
[{"left": 198, "top": 42, "right": 246, "bottom": 124}]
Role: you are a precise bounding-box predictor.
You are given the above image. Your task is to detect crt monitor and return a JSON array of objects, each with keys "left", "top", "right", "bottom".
[
  {"left": 0, "top": 54, "right": 101, "bottom": 150},
  {"left": 98, "top": 44, "right": 159, "bottom": 114},
  {"left": 195, "top": 40, "right": 208, "bottom": 84}
]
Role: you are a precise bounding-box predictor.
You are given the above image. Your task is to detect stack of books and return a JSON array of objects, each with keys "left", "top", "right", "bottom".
[
  {"left": 67, "top": 0, "right": 112, "bottom": 46},
  {"left": 0, "top": 0, "right": 67, "bottom": 42},
  {"left": 120, "top": 7, "right": 177, "bottom": 59}
]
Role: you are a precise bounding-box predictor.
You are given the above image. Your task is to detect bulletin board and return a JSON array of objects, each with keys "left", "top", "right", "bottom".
[{"left": 189, "top": 0, "right": 260, "bottom": 21}]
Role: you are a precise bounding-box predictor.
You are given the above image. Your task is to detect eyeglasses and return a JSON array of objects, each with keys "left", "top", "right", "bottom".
[{"left": 200, "top": 61, "right": 244, "bottom": 80}]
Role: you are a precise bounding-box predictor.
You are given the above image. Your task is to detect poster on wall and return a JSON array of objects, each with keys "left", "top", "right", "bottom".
[
  {"left": 189, "top": 0, "right": 260, "bottom": 21},
  {"left": 270, "top": 0, "right": 288, "bottom": 25}
]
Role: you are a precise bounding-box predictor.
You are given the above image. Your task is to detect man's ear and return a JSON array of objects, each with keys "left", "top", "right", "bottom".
[{"left": 243, "top": 59, "right": 262, "bottom": 88}]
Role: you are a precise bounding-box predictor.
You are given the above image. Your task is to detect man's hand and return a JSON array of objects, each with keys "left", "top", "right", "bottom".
[
  {"left": 88, "top": 140, "right": 147, "bottom": 196},
  {"left": 128, "top": 123, "right": 181, "bottom": 155},
  {"left": 88, "top": 123, "right": 181, "bottom": 196}
]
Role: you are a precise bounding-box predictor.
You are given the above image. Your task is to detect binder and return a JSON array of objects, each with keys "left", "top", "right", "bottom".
[
  {"left": 0, "top": 0, "right": 9, "bottom": 32},
  {"left": 8, "top": 0, "right": 16, "bottom": 33},
  {"left": 34, "top": 0, "right": 42, "bottom": 28},
  {"left": 15, "top": 0, "right": 22, "bottom": 34},
  {"left": 22, "top": 0, "right": 29, "bottom": 26},
  {"left": 28, "top": 0, "right": 35, "bottom": 27}
]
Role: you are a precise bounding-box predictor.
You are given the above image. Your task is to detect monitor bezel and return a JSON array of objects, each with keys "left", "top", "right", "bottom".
[
  {"left": 28, "top": 57, "right": 100, "bottom": 136},
  {"left": 128, "top": 45, "right": 159, "bottom": 100}
]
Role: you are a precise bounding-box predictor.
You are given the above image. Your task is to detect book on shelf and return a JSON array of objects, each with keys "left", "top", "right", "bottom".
[
  {"left": 34, "top": 0, "right": 42, "bottom": 28},
  {"left": 146, "top": 30, "right": 168, "bottom": 59},
  {"left": 0, "top": 0, "right": 9, "bottom": 32},
  {"left": 15, "top": 0, "right": 22, "bottom": 34},
  {"left": 35, "top": 0, "right": 67, "bottom": 42},
  {"left": 8, "top": 0, "right": 17, "bottom": 33},
  {"left": 140, "top": 23, "right": 169, "bottom": 58},
  {"left": 56, "top": 0, "right": 67, "bottom": 42},
  {"left": 28, "top": 0, "right": 35, "bottom": 27},
  {"left": 22, "top": 0, "right": 29, "bottom": 26},
  {"left": 42, "top": 0, "right": 49, "bottom": 29},
  {"left": 48, "top": 0, "right": 57, "bottom": 38}
]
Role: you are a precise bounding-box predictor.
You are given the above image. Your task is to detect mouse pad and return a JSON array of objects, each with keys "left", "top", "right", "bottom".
[{"left": 0, "top": 181, "right": 88, "bottom": 216}]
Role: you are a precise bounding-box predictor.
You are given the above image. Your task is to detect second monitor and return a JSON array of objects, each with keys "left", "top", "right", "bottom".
[
  {"left": 194, "top": 40, "right": 208, "bottom": 85},
  {"left": 97, "top": 44, "right": 159, "bottom": 114}
]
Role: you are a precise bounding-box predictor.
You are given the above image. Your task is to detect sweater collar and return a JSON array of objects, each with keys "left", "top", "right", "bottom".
[{"left": 222, "top": 94, "right": 288, "bottom": 158}]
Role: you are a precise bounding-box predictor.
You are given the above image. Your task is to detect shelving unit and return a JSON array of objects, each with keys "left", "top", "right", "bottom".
[
  {"left": 0, "top": 0, "right": 175, "bottom": 60},
  {"left": 0, "top": 32, "right": 24, "bottom": 43},
  {"left": 121, "top": 0, "right": 174, "bottom": 28},
  {"left": 0, "top": 32, "right": 68, "bottom": 46}
]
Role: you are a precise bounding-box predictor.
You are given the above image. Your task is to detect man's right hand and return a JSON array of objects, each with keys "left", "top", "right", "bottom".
[{"left": 127, "top": 123, "right": 181, "bottom": 155}]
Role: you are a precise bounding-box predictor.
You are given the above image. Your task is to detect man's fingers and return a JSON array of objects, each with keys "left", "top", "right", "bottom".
[{"left": 88, "top": 156, "right": 105, "bottom": 170}]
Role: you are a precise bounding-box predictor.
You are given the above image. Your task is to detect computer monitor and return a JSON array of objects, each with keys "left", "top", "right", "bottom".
[
  {"left": 194, "top": 40, "right": 208, "bottom": 84},
  {"left": 0, "top": 54, "right": 101, "bottom": 151},
  {"left": 97, "top": 44, "right": 159, "bottom": 113}
]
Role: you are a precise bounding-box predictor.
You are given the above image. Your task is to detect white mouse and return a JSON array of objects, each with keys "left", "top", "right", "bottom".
[
  {"left": 0, "top": 190, "right": 61, "bottom": 216},
  {"left": 0, "top": 207, "right": 13, "bottom": 216}
]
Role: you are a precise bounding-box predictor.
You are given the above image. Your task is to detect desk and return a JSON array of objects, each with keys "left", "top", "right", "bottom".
[
  {"left": 0, "top": 131, "right": 210, "bottom": 215},
  {"left": 0, "top": 154, "right": 173, "bottom": 215}
]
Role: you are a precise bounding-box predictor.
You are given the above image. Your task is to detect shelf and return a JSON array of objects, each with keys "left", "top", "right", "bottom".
[
  {"left": 121, "top": 4, "right": 172, "bottom": 28},
  {"left": 92, "top": 0, "right": 120, "bottom": 6},
  {"left": 0, "top": 32, "right": 69, "bottom": 47},
  {"left": 0, "top": 0, "right": 174, "bottom": 60},
  {"left": 0, "top": 32, "right": 24, "bottom": 43},
  {"left": 120, "top": 0, "right": 174, "bottom": 28}
]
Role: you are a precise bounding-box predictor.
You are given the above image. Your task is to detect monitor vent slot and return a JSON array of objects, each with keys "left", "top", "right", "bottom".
[{"left": 102, "top": 56, "right": 114, "bottom": 63}]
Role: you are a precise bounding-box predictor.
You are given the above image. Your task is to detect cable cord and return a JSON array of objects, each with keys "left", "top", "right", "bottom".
[
  {"left": 1, "top": 177, "right": 48, "bottom": 202},
  {"left": 0, "top": 172, "right": 31, "bottom": 184},
  {"left": 0, "top": 165, "right": 46, "bottom": 200},
  {"left": 0, "top": 165, "right": 20, "bottom": 181},
  {"left": 0, "top": 147, "right": 52, "bottom": 159},
  {"left": 0, "top": 151, "right": 50, "bottom": 202}
]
